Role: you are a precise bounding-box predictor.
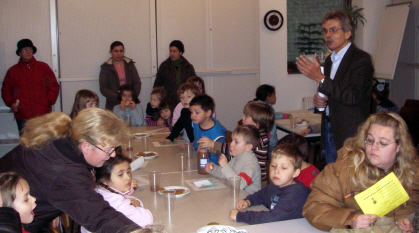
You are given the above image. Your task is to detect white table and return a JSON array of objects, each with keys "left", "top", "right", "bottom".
[
  {"left": 129, "top": 126, "right": 325, "bottom": 233},
  {"left": 240, "top": 218, "right": 325, "bottom": 232},
  {"left": 276, "top": 110, "right": 321, "bottom": 138}
]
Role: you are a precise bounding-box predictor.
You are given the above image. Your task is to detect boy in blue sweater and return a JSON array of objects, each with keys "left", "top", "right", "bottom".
[
  {"left": 229, "top": 143, "right": 311, "bottom": 225},
  {"left": 189, "top": 94, "right": 226, "bottom": 165}
]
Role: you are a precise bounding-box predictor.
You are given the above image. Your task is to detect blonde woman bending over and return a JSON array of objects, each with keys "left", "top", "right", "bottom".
[
  {"left": 303, "top": 112, "right": 419, "bottom": 232},
  {"left": 0, "top": 108, "right": 141, "bottom": 233}
]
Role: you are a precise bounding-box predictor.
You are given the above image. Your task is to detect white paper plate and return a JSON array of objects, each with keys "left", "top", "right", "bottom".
[
  {"left": 135, "top": 151, "right": 158, "bottom": 160},
  {"left": 296, "top": 123, "right": 309, "bottom": 127},
  {"left": 197, "top": 225, "right": 247, "bottom": 233},
  {"left": 158, "top": 186, "right": 190, "bottom": 198},
  {"left": 133, "top": 133, "right": 151, "bottom": 139}
]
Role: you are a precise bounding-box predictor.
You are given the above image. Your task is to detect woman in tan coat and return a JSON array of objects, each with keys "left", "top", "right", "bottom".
[{"left": 303, "top": 112, "right": 419, "bottom": 232}]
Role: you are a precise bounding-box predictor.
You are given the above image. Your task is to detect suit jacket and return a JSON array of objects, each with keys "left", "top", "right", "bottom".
[{"left": 319, "top": 44, "right": 374, "bottom": 150}]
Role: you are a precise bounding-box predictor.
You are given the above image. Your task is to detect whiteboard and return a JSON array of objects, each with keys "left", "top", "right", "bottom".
[{"left": 372, "top": 3, "right": 410, "bottom": 80}]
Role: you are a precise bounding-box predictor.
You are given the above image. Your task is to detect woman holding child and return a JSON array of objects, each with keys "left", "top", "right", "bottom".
[
  {"left": 0, "top": 108, "right": 141, "bottom": 233},
  {"left": 303, "top": 112, "right": 419, "bottom": 232},
  {"left": 153, "top": 40, "right": 196, "bottom": 103},
  {"left": 99, "top": 41, "right": 142, "bottom": 110}
]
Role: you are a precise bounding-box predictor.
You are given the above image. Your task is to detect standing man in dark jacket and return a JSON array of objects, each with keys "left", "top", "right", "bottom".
[
  {"left": 153, "top": 40, "right": 196, "bottom": 103},
  {"left": 1, "top": 39, "right": 60, "bottom": 133},
  {"left": 296, "top": 10, "right": 374, "bottom": 163}
]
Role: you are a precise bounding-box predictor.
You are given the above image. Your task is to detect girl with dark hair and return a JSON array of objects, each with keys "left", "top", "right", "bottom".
[
  {"left": 113, "top": 84, "right": 144, "bottom": 126},
  {"left": 254, "top": 84, "right": 291, "bottom": 153},
  {"left": 153, "top": 40, "right": 196, "bottom": 103},
  {"left": 69, "top": 89, "right": 99, "bottom": 119},
  {"left": 80, "top": 153, "right": 153, "bottom": 233},
  {"left": 99, "top": 41, "right": 142, "bottom": 110}
]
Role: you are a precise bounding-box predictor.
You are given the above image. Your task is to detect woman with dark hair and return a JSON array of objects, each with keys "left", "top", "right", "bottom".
[
  {"left": 303, "top": 112, "right": 419, "bottom": 232},
  {"left": 153, "top": 40, "right": 196, "bottom": 103},
  {"left": 99, "top": 41, "right": 142, "bottom": 110}
]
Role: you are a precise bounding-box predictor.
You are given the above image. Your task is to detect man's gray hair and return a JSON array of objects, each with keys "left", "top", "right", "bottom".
[{"left": 322, "top": 10, "right": 353, "bottom": 42}]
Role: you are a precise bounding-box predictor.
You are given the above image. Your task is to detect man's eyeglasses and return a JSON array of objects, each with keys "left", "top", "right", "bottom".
[
  {"left": 322, "top": 27, "right": 343, "bottom": 35},
  {"left": 364, "top": 138, "right": 396, "bottom": 148},
  {"left": 91, "top": 143, "right": 116, "bottom": 156}
]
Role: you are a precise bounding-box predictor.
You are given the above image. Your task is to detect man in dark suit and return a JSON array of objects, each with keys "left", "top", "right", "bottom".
[{"left": 296, "top": 10, "right": 374, "bottom": 163}]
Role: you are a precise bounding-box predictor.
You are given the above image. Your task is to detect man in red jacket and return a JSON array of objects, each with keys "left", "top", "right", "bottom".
[{"left": 1, "top": 39, "right": 59, "bottom": 134}]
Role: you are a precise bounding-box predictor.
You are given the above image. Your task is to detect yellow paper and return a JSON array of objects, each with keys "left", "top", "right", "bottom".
[{"left": 354, "top": 172, "right": 410, "bottom": 217}]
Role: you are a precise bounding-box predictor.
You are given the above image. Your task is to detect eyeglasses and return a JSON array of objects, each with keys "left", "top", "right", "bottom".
[
  {"left": 322, "top": 27, "right": 343, "bottom": 35},
  {"left": 364, "top": 138, "right": 396, "bottom": 148},
  {"left": 91, "top": 143, "right": 116, "bottom": 156},
  {"left": 21, "top": 47, "right": 33, "bottom": 53}
]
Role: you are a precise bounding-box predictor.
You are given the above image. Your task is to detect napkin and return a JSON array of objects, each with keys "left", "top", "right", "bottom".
[
  {"left": 130, "top": 156, "right": 144, "bottom": 172},
  {"left": 193, "top": 180, "right": 213, "bottom": 188}
]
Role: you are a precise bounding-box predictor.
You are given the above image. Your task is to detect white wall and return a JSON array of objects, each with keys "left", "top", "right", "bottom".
[{"left": 259, "top": 1, "right": 317, "bottom": 112}]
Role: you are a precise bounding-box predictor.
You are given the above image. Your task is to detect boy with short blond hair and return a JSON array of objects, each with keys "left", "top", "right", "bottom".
[
  {"left": 162, "top": 83, "right": 199, "bottom": 143},
  {"left": 205, "top": 125, "right": 261, "bottom": 194},
  {"left": 229, "top": 144, "right": 311, "bottom": 225}
]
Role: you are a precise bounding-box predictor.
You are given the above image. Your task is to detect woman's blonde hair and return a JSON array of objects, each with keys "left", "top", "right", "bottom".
[
  {"left": 20, "top": 108, "right": 128, "bottom": 150},
  {"left": 343, "top": 112, "right": 417, "bottom": 192},
  {"left": 243, "top": 101, "right": 274, "bottom": 133}
]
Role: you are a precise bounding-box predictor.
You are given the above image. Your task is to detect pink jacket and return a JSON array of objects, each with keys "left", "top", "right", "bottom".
[
  {"left": 80, "top": 187, "right": 153, "bottom": 233},
  {"left": 1, "top": 57, "right": 59, "bottom": 120}
]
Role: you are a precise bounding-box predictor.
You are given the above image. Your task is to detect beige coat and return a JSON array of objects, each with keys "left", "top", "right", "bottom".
[{"left": 303, "top": 152, "right": 419, "bottom": 231}]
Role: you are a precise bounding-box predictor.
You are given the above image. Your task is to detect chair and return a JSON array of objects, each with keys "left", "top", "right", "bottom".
[{"left": 399, "top": 99, "right": 419, "bottom": 148}]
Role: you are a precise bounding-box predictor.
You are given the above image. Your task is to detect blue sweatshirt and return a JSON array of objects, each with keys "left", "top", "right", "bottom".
[{"left": 236, "top": 180, "right": 310, "bottom": 225}]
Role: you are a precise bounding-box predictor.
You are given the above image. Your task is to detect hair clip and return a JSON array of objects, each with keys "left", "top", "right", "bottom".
[
  {"left": 267, "top": 93, "right": 272, "bottom": 97},
  {"left": 377, "top": 84, "right": 384, "bottom": 91}
]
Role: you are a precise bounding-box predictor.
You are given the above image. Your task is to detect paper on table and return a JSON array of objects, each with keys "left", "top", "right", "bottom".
[
  {"left": 185, "top": 178, "right": 228, "bottom": 192},
  {"left": 354, "top": 172, "right": 410, "bottom": 217},
  {"left": 130, "top": 156, "right": 144, "bottom": 172},
  {"left": 130, "top": 175, "right": 150, "bottom": 186},
  {"left": 193, "top": 180, "right": 213, "bottom": 187}
]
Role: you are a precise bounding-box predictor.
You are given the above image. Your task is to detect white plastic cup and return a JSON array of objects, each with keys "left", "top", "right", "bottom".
[
  {"left": 139, "top": 137, "right": 149, "bottom": 152},
  {"left": 177, "top": 153, "right": 186, "bottom": 171},
  {"left": 317, "top": 92, "right": 325, "bottom": 112},
  {"left": 149, "top": 171, "right": 161, "bottom": 192},
  {"left": 162, "top": 190, "right": 176, "bottom": 212},
  {"left": 289, "top": 116, "right": 297, "bottom": 129},
  {"left": 185, "top": 143, "right": 193, "bottom": 159},
  {"left": 228, "top": 177, "right": 241, "bottom": 198}
]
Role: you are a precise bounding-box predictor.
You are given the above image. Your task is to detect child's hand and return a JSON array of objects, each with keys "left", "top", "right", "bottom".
[
  {"left": 197, "top": 137, "right": 214, "bottom": 150},
  {"left": 229, "top": 209, "right": 239, "bottom": 221},
  {"left": 120, "top": 101, "right": 127, "bottom": 111},
  {"left": 130, "top": 199, "right": 141, "bottom": 207},
  {"left": 286, "top": 113, "right": 292, "bottom": 119},
  {"left": 300, "top": 128, "right": 310, "bottom": 136},
  {"left": 159, "top": 139, "right": 171, "bottom": 144},
  {"left": 397, "top": 218, "right": 413, "bottom": 232},
  {"left": 352, "top": 214, "right": 379, "bottom": 229},
  {"left": 131, "top": 178, "right": 139, "bottom": 190},
  {"left": 205, "top": 162, "right": 214, "bottom": 172},
  {"left": 156, "top": 117, "right": 165, "bottom": 126},
  {"left": 236, "top": 199, "right": 250, "bottom": 211},
  {"left": 128, "top": 101, "right": 136, "bottom": 110},
  {"left": 218, "top": 154, "right": 228, "bottom": 168},
  {"left": 50, "top": 216, "right": 60, "bottom": 229}
]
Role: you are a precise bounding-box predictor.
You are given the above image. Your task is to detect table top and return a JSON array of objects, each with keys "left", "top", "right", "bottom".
[
  {"left": 276, "top": 110, "right": 322, "bottom": 137},
  {"left": 129, "top": 126, "right": 325, "bottom": 233}
]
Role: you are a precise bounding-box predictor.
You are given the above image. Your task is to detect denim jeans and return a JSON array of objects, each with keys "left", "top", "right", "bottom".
[{"left": 324, "top": 120, "right": 337, "bottom": 163}]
